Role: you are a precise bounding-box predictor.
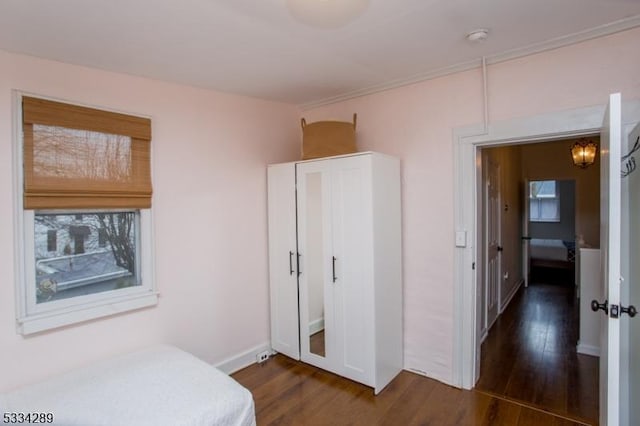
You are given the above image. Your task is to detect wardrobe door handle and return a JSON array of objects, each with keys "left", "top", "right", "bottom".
[
  {"left": 297, "top": 253, "right": 302, "bottom": 277},
  {"left": 289, "top": 251, "right": 294, "bottom": 275},
  {"left": 332, "top": 256, "right": 337, "bottom": 283}
]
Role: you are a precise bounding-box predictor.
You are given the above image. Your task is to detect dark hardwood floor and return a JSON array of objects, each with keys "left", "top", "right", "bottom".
[
  {"left": 233, "top": 267, "right": 597, "bottom": 425},
  {"left": 233, "top": 354, "right": 590, "bottom": 425},
  {"left": 476, "top": 272, "right": 599, "bottom": 425}
]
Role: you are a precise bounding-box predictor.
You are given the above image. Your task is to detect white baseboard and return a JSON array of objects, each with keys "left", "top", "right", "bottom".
[
  {"left": 309, "top": 318, "right": 324, "bottom": 335},
  {"left": 499, "top": 278, "right": 524, "bottom": 314},
  {"left": 577, "top": 342, "right": 600, "bottom": 357},
  {"left": 214, "top": 341, "right": 272, "bottom": 375}
]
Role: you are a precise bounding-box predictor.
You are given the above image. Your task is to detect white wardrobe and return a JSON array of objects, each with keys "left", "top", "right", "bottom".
[{"left": 267, "top": 151, "right": 403, "bottom": 394}]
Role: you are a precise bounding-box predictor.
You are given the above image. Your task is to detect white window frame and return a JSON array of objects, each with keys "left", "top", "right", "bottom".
[
  {"left": 12, "top": 91, "right": 158, "bottom": 335},
  {"left": 529, "top": 180, "right": 561, "bottom": 223}
]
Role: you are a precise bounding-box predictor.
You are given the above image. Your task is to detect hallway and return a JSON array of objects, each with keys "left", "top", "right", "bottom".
[{"left": 475, "top": 278, "right": 599, "bottom": 424}]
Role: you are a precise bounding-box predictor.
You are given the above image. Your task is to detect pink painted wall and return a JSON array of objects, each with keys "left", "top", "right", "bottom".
[
  {"left": 0, "top": 50, "right": 300, "bottom": 391},
  {"left": 302, "top": 28, "right": 640, "bottom": 384},
  {"left": 2, "top": 27, "right": 639, "bottom": 392}
]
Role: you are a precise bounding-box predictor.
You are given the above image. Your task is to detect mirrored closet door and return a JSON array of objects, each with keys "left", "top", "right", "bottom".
[{"left": 296, "top": 159, "right": 334, "bottom": 372}]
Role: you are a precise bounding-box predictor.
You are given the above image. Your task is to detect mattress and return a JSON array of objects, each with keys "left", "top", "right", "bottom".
[
  {"left": 0, "top": 345, "right": 256, "bottom": 426},
  {"left": 530, "top": 238, "right": 569, "bottom": 261}
]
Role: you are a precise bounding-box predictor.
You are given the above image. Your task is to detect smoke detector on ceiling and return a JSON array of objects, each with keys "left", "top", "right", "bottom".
[{"left": 466, "top": 29, "right": 489, "bottom": 43}]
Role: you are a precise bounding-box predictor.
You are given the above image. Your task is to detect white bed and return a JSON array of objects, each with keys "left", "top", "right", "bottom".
[
  {"left": 0, "top": 345, "right": 256, "bottom": 426},
  {"left": 529, "top": 238, "right": 576, "bottom": 269},
  {"left": 530, "top": 238, "right": 568, "bottom": 261}
]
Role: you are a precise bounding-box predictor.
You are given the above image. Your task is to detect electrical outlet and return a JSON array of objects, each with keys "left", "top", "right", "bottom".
[{"left": 256, "top": 350, "right": 270, "bottom": 363}]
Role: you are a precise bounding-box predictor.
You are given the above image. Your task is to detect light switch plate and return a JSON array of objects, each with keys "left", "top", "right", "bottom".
[{"left": 455, "top": 231, "right": 467, "bottom": 247}]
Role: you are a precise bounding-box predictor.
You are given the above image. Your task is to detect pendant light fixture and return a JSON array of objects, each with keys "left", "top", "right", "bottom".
[{"left": 570, "top": 139, "right": 598, "bottom": 168}]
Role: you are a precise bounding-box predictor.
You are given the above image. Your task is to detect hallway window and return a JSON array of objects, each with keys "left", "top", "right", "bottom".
[{"left": 529, "top": 180, "right": 560, "bottom": 222}]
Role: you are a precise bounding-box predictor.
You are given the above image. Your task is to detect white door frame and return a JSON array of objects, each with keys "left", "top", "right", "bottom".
[
  {"left": 522, "top": 179, "right": 531, "bottom": 288},
  {"left": 452, "top": 99, "right": 640, "bottom": 389}
]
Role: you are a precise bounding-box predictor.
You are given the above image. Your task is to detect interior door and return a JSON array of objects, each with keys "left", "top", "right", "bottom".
[
  {"left": 522, "top": 179, "right": 531, "bottom": 288},
  {"left": 597, "top": 93, "right": 622, "bottom": 426},
  {"left": 485, "top": 158, "right": 501, "bottom": 331}
]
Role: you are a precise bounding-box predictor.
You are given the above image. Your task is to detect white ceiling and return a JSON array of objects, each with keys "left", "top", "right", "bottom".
[{"left": 1, "top": 0, "right": 640, "bottom": 107}]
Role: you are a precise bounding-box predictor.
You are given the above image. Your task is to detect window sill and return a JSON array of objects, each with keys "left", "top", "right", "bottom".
[{"left": 17, "top": 291, "right": 159, "bottom": 335}]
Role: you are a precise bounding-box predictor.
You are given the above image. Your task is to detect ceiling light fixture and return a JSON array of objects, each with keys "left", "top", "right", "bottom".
[
  {"left": 286, "top": 0, "right": 370, "bottom": 29},
  {"left": 571, "top": 139, "right": 598, "bottom": 168},
  {"left": 466, "top": 29, "right": 489, "bottom": 43}
]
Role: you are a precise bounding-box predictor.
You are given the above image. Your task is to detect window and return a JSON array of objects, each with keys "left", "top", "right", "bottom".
[
  {"left": 15, "top": 94, "right": 157, "bottom": 335},
  {"left": 98, "top": 227, "right": 108, "bottom": 248},
  {"left": 46, "top": 229, "right": 57, "bottom": 252},
  {"left": 529, "top": 180, "right": 560, "bottom": 222},
  {"left": 35, "top": 212, "right": 139, "bottom": 304}
]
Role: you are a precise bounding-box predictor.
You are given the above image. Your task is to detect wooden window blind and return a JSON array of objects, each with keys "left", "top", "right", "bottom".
[{"left": 22, "top": 96, "right": 152, "bottom": 209}]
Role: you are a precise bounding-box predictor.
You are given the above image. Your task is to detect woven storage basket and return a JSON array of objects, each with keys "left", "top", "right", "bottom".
[{"left": 301, "top": 113, "right": 357, "bottom": 160}]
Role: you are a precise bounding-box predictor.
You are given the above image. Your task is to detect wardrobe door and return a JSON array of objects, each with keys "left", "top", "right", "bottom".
[
  {"left": 296, "top": 159, "right": 335, "bottom": 371},
  {"left": 267, "top": 163, "right": 300, "bottom": 359},
  {"left": 330, "top": 155, "right": 374, "bottom": 384}
]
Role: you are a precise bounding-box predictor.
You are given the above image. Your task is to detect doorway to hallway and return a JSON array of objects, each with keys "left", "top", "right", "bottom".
[{"left": 475, "top": 276, "right": 599, "bottom": 424}]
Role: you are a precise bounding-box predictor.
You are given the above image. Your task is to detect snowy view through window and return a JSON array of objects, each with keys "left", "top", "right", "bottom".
[{"left": 34, "top": 212, "right": 139, "bottom": 303}]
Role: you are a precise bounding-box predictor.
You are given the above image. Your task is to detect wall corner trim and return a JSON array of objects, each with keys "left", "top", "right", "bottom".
[
  {"left": 299, "top": 15, "right": 640, "bottom": 110},
  {"left": 214, "top": 342, "right": 272, "bottom": 375},
  {"left": 499, "top": 278, "right": 524, "bottom": 314},
  {"left": 576, "top": 342, "right": 601, "bottom": 357}
]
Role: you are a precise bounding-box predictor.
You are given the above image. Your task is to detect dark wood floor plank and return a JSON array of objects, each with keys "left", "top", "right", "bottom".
[
  {"left": 532, "top": 351, "right": 567, "bottom": 413},
  {"left": 378, "top": 372, "right": 437, "bottom": 425},
  {"left": 232, "top": 271, "right": 598, "bottom": 425},
  {"left": 476, "top": 279, "right": 599, "bottom": 425},
  {"left": 517, "top": 406, "right": 585, "bottom": 426},
  {"left": 566, "top": 353, "right": 599, "bottom": 423},
  {"left": 413, "top": 387, "right": 490, "bottom": 426},
  {"left": 480, "top": 397, "right": 522, "bottom": 426},
  {"left": 233, "top": 354, "right": 587, "bottom": 425},
  {"left": 258, "top": 368, "right": 344, "bottom": 424},
  {"left": 404, "top": 385, "right": 468, "bottom": 426},
  {"left": 300, "top": 376, "right": 368, "bottom": 422},
  {"left": 342, "top": 371, "right": 420, "bottom": 425},
  {"left": 232, "top": 354, "right": 299, "bottom": 390},
  {"left": 249, "top": 362, "right": 323, "bottom": 412}
]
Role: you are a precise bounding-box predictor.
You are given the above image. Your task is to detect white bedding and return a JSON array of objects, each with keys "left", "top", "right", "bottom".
[
  {"left": 0, "top": 345, "right": 256, "bottom": 426},
  {"left": 530, "top": 238, "right": 568, "bottom": 261}
]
